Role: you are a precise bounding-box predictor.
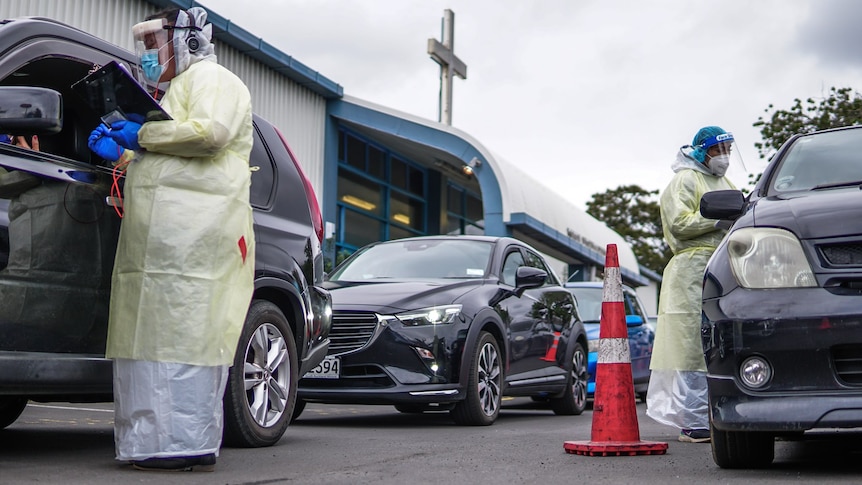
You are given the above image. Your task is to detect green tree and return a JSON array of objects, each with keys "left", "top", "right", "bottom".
[
  {"left": 585, "top": 185, "right": 671, "bottom": 274},
  {"left": 753, "top": 86, "right": 862, "bottom": 160}
]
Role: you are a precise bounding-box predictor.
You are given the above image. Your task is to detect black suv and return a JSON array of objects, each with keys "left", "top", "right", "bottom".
[{"left": 0, "top": 17, "right": 331, "bottom": 448}]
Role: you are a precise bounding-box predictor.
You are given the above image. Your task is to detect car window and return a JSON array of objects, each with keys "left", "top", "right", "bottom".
[
  {"left": 329, "top": 238, "right": 492, "bottom": 280},
  {"left": 523, "top": 249, "right": 556, "bottom": 286},
  {"left": 571, "top": 286, "right": 647, "bottom": 323},
  {"left": 249, "top": 125, "right": 276, "bottom": 208},
  {"left": 501, "top": 250, "right": 525, "bottom": 286},
  {"left": 569, "top": 287, "right": 602, "bottom": 323},
  {"left": 624, "top": 289, "right": 647, "bottom": 322},
  {"left": 771, "top": 129, "right": 862, "bottom": 193},
  {"left": 1, "top": 56, "right": 105, "bottom": 163}
]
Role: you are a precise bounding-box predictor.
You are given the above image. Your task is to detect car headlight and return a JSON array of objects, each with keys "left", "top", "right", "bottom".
[
  {"left": 587, "top": 339, "right": 599, "bottom": 353},
  {"left": 726, "top": 227, "right": 817, "bottom": 288},
  {"left": 395, "top": 304, "right": 462, "bottom": 326}
]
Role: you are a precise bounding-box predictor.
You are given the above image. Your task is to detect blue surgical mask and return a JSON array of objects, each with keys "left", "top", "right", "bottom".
[{"left": 140, "top": 49, "right": 164, "bottom": 83}]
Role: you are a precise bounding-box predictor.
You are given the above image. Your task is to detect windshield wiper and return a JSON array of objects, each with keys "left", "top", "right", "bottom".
[{"left": 812, "top": 180, "right": 862, "bottom": 190}]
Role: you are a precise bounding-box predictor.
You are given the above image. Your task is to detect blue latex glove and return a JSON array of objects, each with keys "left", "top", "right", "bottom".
[
  {"left": 108, "top": 120, "right": 142, "bottom": 151},
  {"left": 88, "top": 124, "right": 123, "bottom": 162}
]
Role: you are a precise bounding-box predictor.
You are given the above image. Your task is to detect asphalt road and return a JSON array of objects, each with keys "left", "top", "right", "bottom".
[{"left": 1, "top": 398, "right": 861, "bottom": 484}]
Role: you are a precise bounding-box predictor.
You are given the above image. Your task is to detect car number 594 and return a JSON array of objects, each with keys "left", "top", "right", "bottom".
[{"left": 303, "top": 355, "right": 340, "bottom": 379}]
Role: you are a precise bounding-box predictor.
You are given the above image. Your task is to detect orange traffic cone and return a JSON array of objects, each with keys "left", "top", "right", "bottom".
[{"left": 564, "top": 244, "right": 668, "bottom": 456}]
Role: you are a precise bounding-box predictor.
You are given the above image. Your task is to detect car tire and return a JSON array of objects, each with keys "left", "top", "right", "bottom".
[
  {"left": 291, "top": 397, "right": 306, "bottom": 422},
  {"left": 711, "top": 427, "right": 774, "bottom": 469},
  {"left": 549, "top": 341, "right": 588, "bottom": 415},
  {"left": 0, "top": 397, "right": 27, "bottom": 429},
  {"left": 450, "top": 331, "right": 502, "bottom": 426},
  {"left": 223, "top": 300, "right": 298, "bottom": 448}
]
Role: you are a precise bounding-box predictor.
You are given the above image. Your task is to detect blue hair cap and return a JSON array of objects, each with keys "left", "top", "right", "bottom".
[{"left": 690, "top": 126, "right": 727, "bottom": 163}]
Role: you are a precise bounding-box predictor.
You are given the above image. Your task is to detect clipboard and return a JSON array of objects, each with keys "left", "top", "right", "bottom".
[{"left": 71, "top": 61, "right": 171, "bottom": 124}]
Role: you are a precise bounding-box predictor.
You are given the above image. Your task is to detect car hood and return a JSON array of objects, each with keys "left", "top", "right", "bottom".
[
  {"left": 323, "top": 279, "right": 481, "bottom": 314},
  {"left": 753, "top": 188, "right": 862, "bottom": 239}
]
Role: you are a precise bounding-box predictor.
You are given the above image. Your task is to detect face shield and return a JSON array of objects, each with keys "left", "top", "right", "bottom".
[
  {"left": 132, "top": 18, "right": 173, "bottom": 91},
  {"left": 700, "top": 132, "right": 745, "bottom": 179}
]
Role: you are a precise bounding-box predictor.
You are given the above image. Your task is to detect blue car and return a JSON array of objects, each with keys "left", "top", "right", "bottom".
[{"left": 564, "top": 282, "right": 655, "bottom": 401}]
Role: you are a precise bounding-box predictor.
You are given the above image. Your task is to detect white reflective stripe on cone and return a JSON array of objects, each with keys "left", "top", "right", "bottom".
[
  {"left": 598, "top": 337, "right": 631, "bottom": 364},
  {"left": 602, "top": 266, "right": 623, "bottom": 302}
]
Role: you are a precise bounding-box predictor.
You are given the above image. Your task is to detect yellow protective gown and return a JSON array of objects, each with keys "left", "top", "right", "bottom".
[
  {"left": 105, "top": 59, "right": 255, "bottom": 367},
  {"left": 646, "top": 149, "right": 735, "bottom": 429}
]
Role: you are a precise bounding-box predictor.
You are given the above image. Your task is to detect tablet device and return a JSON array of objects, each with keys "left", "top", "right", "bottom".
[{"left": 71, "top": 61, "right": 171, "bottom": 123}]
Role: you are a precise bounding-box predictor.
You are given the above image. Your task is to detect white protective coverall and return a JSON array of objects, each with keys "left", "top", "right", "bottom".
[
  {"left": 646, "top": 148, "right": 734, "bottom": 430},
  {"left": 107, "top": 7, "right": 255, "bottom": 461}
]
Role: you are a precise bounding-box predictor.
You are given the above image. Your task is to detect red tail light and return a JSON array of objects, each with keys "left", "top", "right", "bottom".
[{"left": 274, "top": 127, "right": 324, "bottom": 243}]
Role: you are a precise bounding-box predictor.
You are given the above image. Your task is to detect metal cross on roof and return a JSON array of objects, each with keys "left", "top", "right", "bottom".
[{"left": 427, "top": 9, "right": 467, "bottom": 125}]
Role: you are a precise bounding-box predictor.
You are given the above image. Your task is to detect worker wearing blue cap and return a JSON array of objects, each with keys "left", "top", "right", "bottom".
[{"left": 646, "top": 126, "right": 739, "bottom": 443}]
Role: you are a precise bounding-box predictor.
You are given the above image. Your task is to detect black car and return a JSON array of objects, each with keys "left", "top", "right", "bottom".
[
  {"left": 701, "top": 125, "right": 862, "bottom": 468},
  {"left": 297, "top": 235, "right": 588, "bottom": 425},
  {"left": 0, "top": 17, "right": 331, "bottom": 448}
]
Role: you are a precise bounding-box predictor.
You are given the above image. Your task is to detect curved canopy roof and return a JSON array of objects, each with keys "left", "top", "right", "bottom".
[
  {"left": 331, "top": 96, "right": 645, "bottom": 284},
  {"left": 488, "top": 154, "right": 640, "bottom": 274}
]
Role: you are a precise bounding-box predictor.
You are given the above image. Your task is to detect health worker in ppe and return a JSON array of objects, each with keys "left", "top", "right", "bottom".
[
  {"left": 645, "top": 126, "right": 738, "bottom": 444},
  {"left": 87, "top": 6, "right": 255, "bottom": 472}
]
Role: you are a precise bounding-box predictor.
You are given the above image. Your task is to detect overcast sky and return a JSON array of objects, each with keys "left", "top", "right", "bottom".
[{"left": 199, "top": 0, "right": 862, "bottom": 209}]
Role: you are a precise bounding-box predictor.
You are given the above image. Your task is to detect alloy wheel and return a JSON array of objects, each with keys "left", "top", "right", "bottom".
[
  {"left": 571, "top": 345, "right": 588, "bottom": 410},
  {"left": 477, "top": 341, "right": 502, "bottom": 416},
  {"left": 243, "top": 322, "right": 291, "bottom": 427}
]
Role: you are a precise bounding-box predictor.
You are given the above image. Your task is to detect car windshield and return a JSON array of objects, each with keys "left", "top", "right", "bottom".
[
  {"left": 568, "top": 287, "right": 602, "bottom": 323},
  {"left": 771, "top": 128, "right": 862, "bottom": 193},
  {"left": 330, "top": 239, "right": 493, "bottom": 281}
]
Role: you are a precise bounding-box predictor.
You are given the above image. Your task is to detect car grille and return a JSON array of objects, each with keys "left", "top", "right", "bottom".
[
  {"left": 327, "top": 311, "right": 379, "bottom": 356},
  {"left": 820, "top": 243, "right": 862, "bottom": 267},
  {"left": 832, "top": 344, "right": 862, "bottom": 385}
]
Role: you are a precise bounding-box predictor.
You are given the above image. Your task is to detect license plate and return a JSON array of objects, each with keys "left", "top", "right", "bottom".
[{"left": 303, "top": 355, "right": 340, "bottom": 379}]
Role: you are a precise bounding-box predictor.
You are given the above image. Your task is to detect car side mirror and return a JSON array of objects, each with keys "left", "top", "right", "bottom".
[
  {"left": 0, "top": 86, "right": 63, "bottom": 135},
  {"left": 700, "top": 189, "right": 746, "bottom": 220},
  {"left": 515, "top": 266, "right": 546, "bottom": 293},
  {"left": 626, "top": 314, "right": 644, "bottom": 327},
  {"left": 490, "top": 266, "right": 548, "bottom": 305}
]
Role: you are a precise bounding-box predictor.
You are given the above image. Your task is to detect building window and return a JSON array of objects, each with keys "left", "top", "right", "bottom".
[
  {"left": 338, "top": 170, "right": 382, "bottom": 217},
  {"left": 335, "top": 129, "right": 427, "bottom": 257},
  {"left": 446, "top": 183, "right": 484, "bottom": 235}
]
